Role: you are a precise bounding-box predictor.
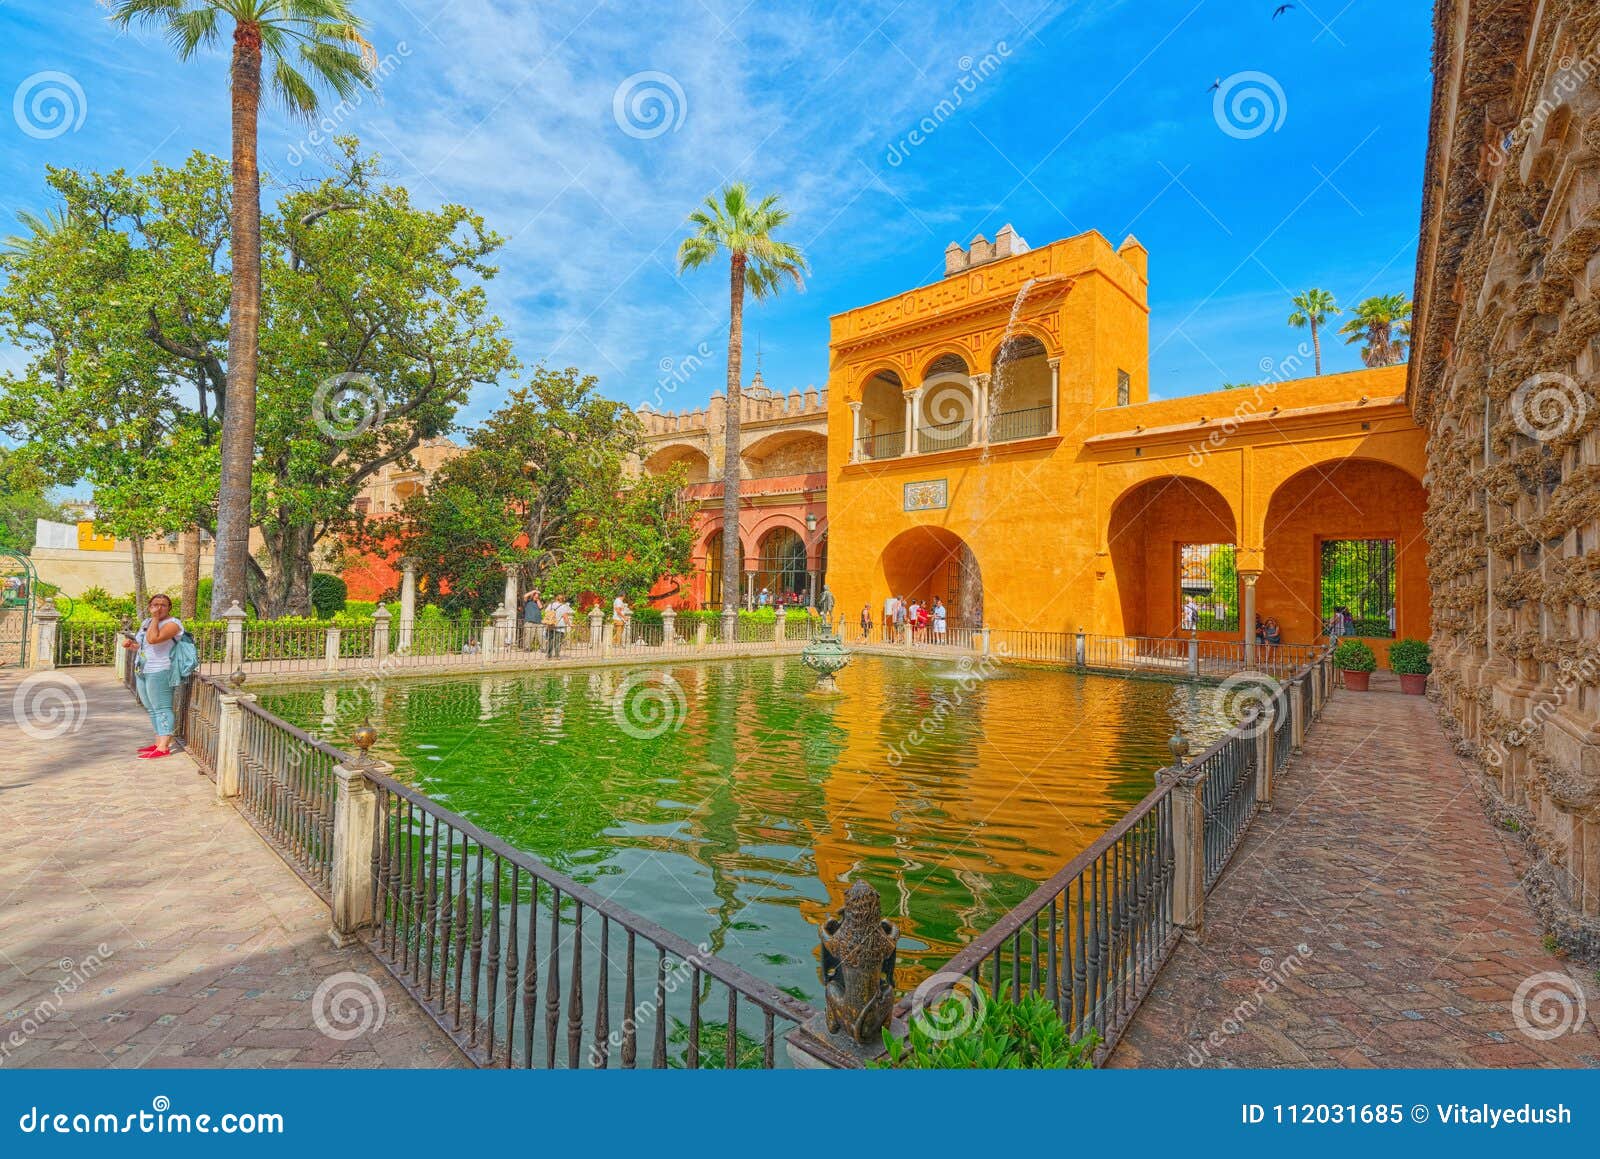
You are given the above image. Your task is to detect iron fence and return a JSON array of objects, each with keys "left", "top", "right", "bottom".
[
  {"left": 234, "top": 699, "right": 340, "bottom": 897},
  {"left": 987, "top": 405, "right": 1052, "bottom": 442},
  {"left": 1195, "top": 728, "right": 1257, "bottom": 891},
  {"left": 55, "top": 623, "right": 122, "bottom": 667},
  {"left": 183, "top": 676, "right": 221, "bottom": 777},
  {"left": 855, "top": 429, "right": 905, "bottom": 460}
]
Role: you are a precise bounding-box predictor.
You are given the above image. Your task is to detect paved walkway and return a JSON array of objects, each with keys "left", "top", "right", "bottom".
[
  {"left": 1114, "top": 686, "right": 1599, "bottom": 1068},
  {"left": 0, "top": 667, "right": 462, "bottom": 1068}
]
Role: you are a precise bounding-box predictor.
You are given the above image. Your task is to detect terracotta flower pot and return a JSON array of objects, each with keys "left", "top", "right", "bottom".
[
  {"left": 1398, "top": 672, "right": 1427, "bottom": 695},
  {"left": 1341, "top": 668, "right": 1371, "bottom": 692}
]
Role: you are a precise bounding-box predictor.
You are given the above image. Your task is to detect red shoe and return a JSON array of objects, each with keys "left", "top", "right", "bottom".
[
  {"left": 137, "top": 744, "right": 159, "bottom": 756},
  {"left": 138, "top": 748, "right": 172, "bottom": 760}
]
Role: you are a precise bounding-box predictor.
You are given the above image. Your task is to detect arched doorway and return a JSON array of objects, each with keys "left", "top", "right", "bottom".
[
  {"left": 1107, "top": 477, "right": 1239, "bottom": 638},
  {"left": 755, "top": 527, "right": 808, "bottom": 605},
  {"left": 880, "top": 527, "right": 983, "bottom": 627},
  {"left": 704, "top": 530, "right": 743, "bottom": 610}
]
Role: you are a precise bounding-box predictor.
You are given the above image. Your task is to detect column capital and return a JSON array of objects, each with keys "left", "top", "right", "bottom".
[
  {"left": 972, "top": 372, "right": 992, "bottom": 387},
  {"left": 847, "top": 400, "right": 862, "bottom": 412}
]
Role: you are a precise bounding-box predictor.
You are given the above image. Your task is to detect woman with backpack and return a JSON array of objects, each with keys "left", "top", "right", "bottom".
[{"left": 122, "top": 592, "right": 184, "bottom": 759}]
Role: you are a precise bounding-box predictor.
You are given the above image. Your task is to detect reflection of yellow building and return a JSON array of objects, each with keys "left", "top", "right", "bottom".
[{"left": 825, "top": 229, "right": 1430, "bottom": 662}]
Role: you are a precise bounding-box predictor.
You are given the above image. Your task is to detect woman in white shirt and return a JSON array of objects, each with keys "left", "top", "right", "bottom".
[{"left": 121, "top": 593, "right": 183, "bottom": 759}]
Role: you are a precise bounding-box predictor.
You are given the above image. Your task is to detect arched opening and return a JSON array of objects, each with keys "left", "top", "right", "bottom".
[
  {"left": 703, "top": 529, "right": 744, "bottom": 610},
  {"left": 740, "top": 430, "right": 826, "bottom": 479},
  {"left": 755, "top": 527, "right": 808, "bottom": 606},
  {"left": 1108, "top": 477, "right": 1238, "bottom": 638},
  {"left": 858, "top": 370, "right": 905, "bottom": 460},
  {"left": 880, "top": 527, "right": 983, "bottom": 628},
  {"left": 989, "top": 334, "right": 1051, "bottom": 442},
  {"left": 918, "top": 369, "right": 975, "bottom": 453},
  {"left": 644, "top": 443, "right": 712, "bottom": 484},
  {"left": 1261, "top": 458, "right": 1428, "bottom": 648}
]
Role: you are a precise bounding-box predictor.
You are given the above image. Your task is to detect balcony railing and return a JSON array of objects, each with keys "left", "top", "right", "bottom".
[
  {"left": 851, "top": 406, "right": 1054, "bottom": 464},
  {"left": 855, "top": 429, "right": 905, "bottom": 460},
  {"left": 915, "top": 417, "right": 974, "bottom": 454},
  {"left": 988, "top": 404, "right": 1052, "bottom": 443}
]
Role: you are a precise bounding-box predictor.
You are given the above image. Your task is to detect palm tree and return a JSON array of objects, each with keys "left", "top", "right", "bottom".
[
  {"left": 111, "top": 1, "right": 374, "bottom": 615},
  {"left": 1338, "top": 294, "right": 1413, "bottom": 367},
  {"left": 676, "top": 184, "right": 808, "bottom": 621},
  {"left": 1287, "top": 288, "right": 1341, "bottom": 375}
]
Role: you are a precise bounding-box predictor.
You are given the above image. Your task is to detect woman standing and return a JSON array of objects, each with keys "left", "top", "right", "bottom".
[
  {"left": 122, "top": 593, "right": 183, "bottom": 759},
  {"left": 859, "top": 604, "right": 872, "bottom": 642}
]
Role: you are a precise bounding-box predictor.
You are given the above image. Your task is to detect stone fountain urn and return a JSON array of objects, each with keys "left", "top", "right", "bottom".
[{"left": 801, "top": 626, "right": 851, "bottom": 695}]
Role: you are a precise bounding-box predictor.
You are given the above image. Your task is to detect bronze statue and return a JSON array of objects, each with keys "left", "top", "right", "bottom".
[
  {"left": 819, "top": 881, "right": 897, "bottom": 1044},
  {"left": 817, "top": 584, "right": 835, "bottom": 618}
]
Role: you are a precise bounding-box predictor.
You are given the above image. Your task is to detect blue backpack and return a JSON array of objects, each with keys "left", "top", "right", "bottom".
[{"left": 170, "top": 631, "right": 199, "bottom": 682}]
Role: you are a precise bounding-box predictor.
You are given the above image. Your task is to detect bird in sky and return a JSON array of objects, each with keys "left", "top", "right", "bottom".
[
  {"left": 1273, "top": 3, "right": 1296, "bottom": 17},
  {"left": 1206, "top": 77, "right": 1221, "bottom": 92}
]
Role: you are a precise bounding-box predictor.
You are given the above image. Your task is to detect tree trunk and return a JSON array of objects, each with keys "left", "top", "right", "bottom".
[
  {"left": 258, "top": 522, "right": 316, "bottom": 619},
  {"left": 722, "top": 252, "right": 746, "bottom": 615},
  {"left": 212, "top": 22, "right": 264, "bottom": 616},
  {"left": 129, "top": 537, "right": 148, "bottom": 615},
  {"left": 1310, "top": 319, "right": 1323, "bottom": 375},
  {"left": 179, "top": 525, "right": 201, "bottom": 619}
]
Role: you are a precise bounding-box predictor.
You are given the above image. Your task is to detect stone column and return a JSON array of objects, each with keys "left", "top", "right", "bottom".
[
  {"left": 215, "top": 688, "right": 255, "bottom": 801},
  {"left": 30, "top": 600, "right": 60, "bottom": 670},
  {"left": 745, "top": 571, "right": 756, "bottom": 611},
  {"left": 662, "top": 606, "right": 677, "bottom": 648},
  {"left": 971, "top": 373, "right": 991, "bottom": 443},
  {"left": 721, "top": 606, "right": 737, "bottom": 644},
  {"left": 1046, "top": 357, "right": 1061, "bottom": 436},
  {"left": 908, "top": 387, "right": 925, "bottom": 454},
  {"left": 324, "top": 625, "right": 341, "bottom": 673},
  {"left": 589, "top": 605, "right": 606, "bottom": 654},
  {"left": 329, "top": 757, "right": 385, "bottom": 947},
  {"left": 223, "top": 600, "right": 247, "bottom": 672},
  {"left": 695, "top": 618, "right": 708, "bottom": 648},
  {"left": 398, "top": 559, "right": 417, "bottom": 651},
  {"left": 979, "top": 626, "right": 992, "bottom": 656},
  {"left": 1241, "top": 571, "right": 1260, "bottom": 667},
  {"left": 1187, "top": 633, "right": 1199, "bottom": 677},
  {"left": 492, "top": 606, "right": 515, "bottom": 655},
  {"left": 848, "top": 401, "right": 863, "bottom": 462},
  {"left": 372, "top": 604, "right": 391, "bottom": 658},
  {"left": 774, "top": 605, "right": 787, "bottom": 645},
  {"left": 1164, "top": 763, "right": 1208, "bottom": 937},
  {"left": 901, "top": 390, "right": 915, "bottom": 455},
  {"left": 807, "top": 569, "right": 818, "bottom": 609},
  {"left": 503, "top": 565, "right": 519, "bottom": 617}
]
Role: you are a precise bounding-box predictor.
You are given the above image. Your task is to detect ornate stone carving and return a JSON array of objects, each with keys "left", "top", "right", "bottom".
[{"left": 819, "top": 882, "right": 898, "bottom": 1045}]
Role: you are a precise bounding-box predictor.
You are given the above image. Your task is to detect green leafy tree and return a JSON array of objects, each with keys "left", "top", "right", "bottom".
[
  {"left": 1287, "top": 288, "right": 1340, "bottom": 376},
  {"left": 1338, "top": 293, "right": 1412, "bottom": 367},
  {"left": 676, "top": 184, "right": 807, "bottom": 615},
  {"left": 111, "top": 0, "right": 376, "bottom": 616},
  {"left": 0, "top": 448, "right": 65, "bottom": 553}
]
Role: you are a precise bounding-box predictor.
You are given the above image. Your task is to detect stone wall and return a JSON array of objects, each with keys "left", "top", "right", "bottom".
[{"left": 1411, "top": 0, "right": 1600, "bottom": 947}]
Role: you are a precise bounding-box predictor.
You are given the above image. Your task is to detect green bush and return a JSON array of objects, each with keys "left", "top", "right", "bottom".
[
  {"left": 1332, "top": 638, "right": 1377, "bottom": 673},
  {"left": 197, "top": 576, "right": 213, "bottom": 613},
  {"left": 1387, "top": 637, "right": 1432, "bottom": 675},
  {"left": 879, "top": 986, "right": 1099, "bottom": 1070},
  {"left": 310, "top": 572, "right": 348, "bottom": 618}
]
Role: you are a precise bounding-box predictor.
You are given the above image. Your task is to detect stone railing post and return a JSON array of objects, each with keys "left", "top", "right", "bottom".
[
  {"left": 114, "top": 628, "right": 129, "bottom": 682},
  {"left": 1075, "top": 627, "right": 1087, "bottom": 668},
  {"left": 30, "top": 600, "right": 61, "bottom": 670},
  {"left": 1311, "top": 663, "right": 1324, "bottom": 714},
  {"left": 372, "top": 604, "right": 391, "bottom": 658},
  {"left": 695, "top": 618, "right": 708, "bottom": 649},
  {"left": 622, "top": 608, "right": 633, "bottom": 648},
  {"left": 899, "top": 621, "right": 911, "bottom": 649},
  {"left": 721, "top": 606, "right": 737, "bottom": 644},
  {"left": 223, "top": 600, "right": 247, "bottom": 672},
  {"left": 1162, "top": 762, "right": 1208, "bottom": 938},
  {"left": 979, "top": 625, "right": 992, "bottom": 656},
  {"left": 1187, "top": 633, "right": 1200, "bottom": 677},
  {"left": 1290, "top": 681, "right": 1306, "bottom": 750},
  {"left": 1254, "top": 707, "right": 1275, "bottom": 811},
  {"left": 324, "top": 625, "right": 341, "bottom": 673},
  {"left": 774, "top": 605, "right": 787, "bottom": 645},
  {"left": 329, "top": 755, "right": 386, "bottom": 948},
  {"left": 589, "top": 605, "right": 606, "bottom": 654},
  {"left": 662, "top": 607, "right": 677, "bottom": 649},
  {"left": 215, "top": 686, "right": 255, "bottom": 801},
  {"left": 492, "top": 606, "right": 514, "bottom": 655}
]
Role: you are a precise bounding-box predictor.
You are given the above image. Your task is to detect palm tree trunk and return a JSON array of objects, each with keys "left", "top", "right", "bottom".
[
  {"left": 130, "top": 536, "right": 148, "bottom": 614},
  {"left": 722, "top": 252, "right": 745, "bottom": 623},
  {"left": 1311, "top": 320, "right": 1323, "bottom": 375},
  {"left": 179, "top": 525, "right": 201, "bottom": 619},
  {"left": 212, "top": 22, "right": 264, "bottom": 615}
]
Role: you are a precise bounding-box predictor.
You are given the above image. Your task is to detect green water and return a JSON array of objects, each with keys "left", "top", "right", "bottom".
[{"left": 259, "top": 654, "right": 1226, "bottom": 1001}]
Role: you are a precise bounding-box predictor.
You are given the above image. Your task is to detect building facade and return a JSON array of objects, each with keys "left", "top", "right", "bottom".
[
  {"left": 825, "top": 228, "right": 1430, "bottom": 662},
  {"left": 1411, "top": 0, "right": 1600, "bottom": 941},
  {"left": 636, "top": 373, "right": 828, "bottom": 609}
]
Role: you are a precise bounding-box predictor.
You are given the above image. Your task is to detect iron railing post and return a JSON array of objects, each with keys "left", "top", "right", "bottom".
[{"left": 215, "top": 688, "right": 254, "bottom": 801}]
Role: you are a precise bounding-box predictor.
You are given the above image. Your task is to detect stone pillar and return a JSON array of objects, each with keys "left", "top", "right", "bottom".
[
  {"left": 901, "top": 390, "right": 915, "bottom": 456},
  {"left": 721, "top": 606, "right": 737, "bottom": 644},
  {"left": 774, "top": 605, "right": 787, "bottom": 645},
  {"left": 215, "top": 689, "right": 255, "bottom": 801},
  {"left": 398, "top": 560, "right": 417, "bottom": 652},
  {"left": 492, "top": 606, "right": 515, "bottom": 655},
  {"left": 972, "top": 373, "right": 991, "bottom": 443},
  {"left": 503, "top": 565, "right": 519, "bottom": 617},
  {"left": 1046, "top": 358, "right": 1061, "bottom": 436},
  {"left": 1241, "top": 571, "right": 1260, "bottom": 667},
  {"left": 979, "top": 626, "right": 991, "bottom": 656},
  {"left": 1255, "top": 706, "right": 1276, "bottom": 810},
  {"left": 329, "top": 757, "right": 385, "bottom": 947},
  {"left": 1076, "top": 627, "right": 1087, "bottom": 668},
  {"left": 745, "top": 571, "right": 756, "bottom": 611},
  {"left": 1165, "top": 763, "right": 1208, "bottom": 937},
  {"left": 662, "top": 606, "right": 677, "bottom": 648},
  {"left": 807, "top": 569, "right": 818, "bottom": 608},
  {"left": 372, "top": 604, "right": 391, "bottom": 658},
  {"left": 1289, "top": 681, "right": 1305, "bottom": 750},
  {"left": 695, "top": 618, "right": 708, "bottom": 648},
  {"left": 30, "top": 600, "right": 60, "bottom": 670},
  {"left": 324, "top": 625, "right": 341, "bottom": 673},
  {"left": 1187, "top": 633, "right": 1199, "bottom": 677},
  {"left": 848, "top": 401, "right": 863, "bottom": 462},
  {"left": 908, "top": 387, "right": 925, "bottom": 454},
  {"left": 900, "top": 621, "right": 912, "bottom": 649},
  {"left": 223, "top": 600, "right": 247, "bottom": 672},
  {"left": 114, "top": 629, "right": 129, "bottom": 682},
  {"left": 589, "top": 605, "right": 606, "bottom": 655}
]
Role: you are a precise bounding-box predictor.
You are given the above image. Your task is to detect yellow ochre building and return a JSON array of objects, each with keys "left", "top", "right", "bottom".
[{"left": 825, "top": 227, "right": 1430, "bottom": 662}]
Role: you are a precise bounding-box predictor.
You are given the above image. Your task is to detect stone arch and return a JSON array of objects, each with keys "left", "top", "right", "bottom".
[
  {"left": 983, "top": 326, "right": 1056, "bottom": 367},
  {"left": 753, "top": 524, "right": 809, "bottom": 604},
  {"left": 644, "top": 441, "right": 711, "bottom": 483},
  {"left": 1107, "top": 476, "right": 1240, "bottom": 638},
  {"left": 917, "top": 349, "right": 972, "bottom": 381},
  {"left": 851, "top": 360, "right": 908, "bottom": 401},
  {"left": 857, "top": 368, "right": 907, "bottom": 459},
  {"left": 879, "top": 527, "right": 983, "bottom": 628},
  {"left": 698, "top": 528, "right": 745, "bottom": 610},
  {"left": 740, "top": 429, "right": 826, "bottom": 478}
]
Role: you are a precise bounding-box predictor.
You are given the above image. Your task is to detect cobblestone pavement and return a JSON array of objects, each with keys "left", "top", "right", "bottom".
[
  {"left": 1113, "top": 686, "right": 1599, "bottom": 1068},
  {"left": 0, "top": 668, "right": 463, "bottom": 1069}
]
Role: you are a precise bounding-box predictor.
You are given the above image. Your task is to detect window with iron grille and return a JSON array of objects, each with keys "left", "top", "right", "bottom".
[
  {"left": 1319, "top": 538, "right": 1396, "bottom": 638},
  {"left": 1178, "top": 543, "right": 1238, "bottom": 631}
]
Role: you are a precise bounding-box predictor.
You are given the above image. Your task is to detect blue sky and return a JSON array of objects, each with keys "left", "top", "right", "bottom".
[{"left": 0, "top": 0, "right": 1433, "bottom": 423}]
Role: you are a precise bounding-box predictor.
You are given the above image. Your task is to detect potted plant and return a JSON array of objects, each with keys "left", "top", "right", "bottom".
[
  {"left": 1332, "top": 638, "right": 1377, "bottom": 691},
  {"left": 1388, "top": 637, "right": 1432, "bottom": 695}
]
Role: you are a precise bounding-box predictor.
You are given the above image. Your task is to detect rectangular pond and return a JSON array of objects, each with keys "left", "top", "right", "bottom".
[{"left": 258, "top": 653, "right": 1228, "bottom": 1005}]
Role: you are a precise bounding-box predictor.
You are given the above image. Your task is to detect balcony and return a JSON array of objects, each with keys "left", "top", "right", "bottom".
[
  {"left": 987, "top": 404, "right": 1052, "bottom": 443},
  {"left": 851, "top": 406, "right": 1054, "bottom": 464}
]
